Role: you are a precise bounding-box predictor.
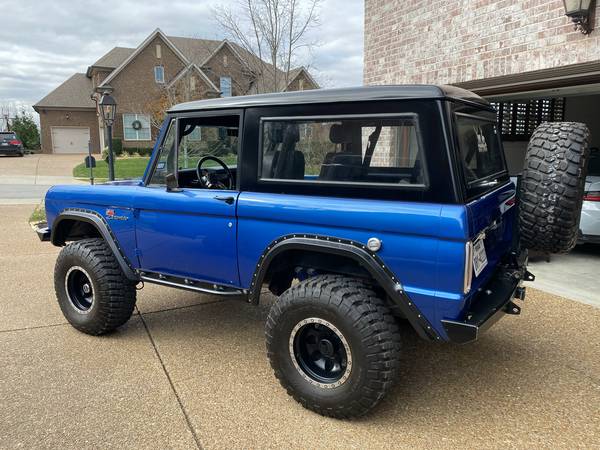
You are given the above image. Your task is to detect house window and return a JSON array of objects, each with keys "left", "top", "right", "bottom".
[
  {"left": 123, "top": 113, "right": 151, "bottom": 141},
  {"left": 490, "top": 98, "right": 565, "bottom": 141},
  {"left": 156, "top": 44, "right": 162, "bottom": 59},
  {"left": 223, "top": 55, "right": 228, "bottom": 67},
  {"left": 299, "top": 79, "right": 305, "bottom": 91},
  {"left": 220, "top": 76, "right": 232, "bottom": 97},
  {"left": 154, "top": 66, "right": 165, "bottom": 84},
  {"left": 190, "top": 75, "right": 196, "bottom": 92}
]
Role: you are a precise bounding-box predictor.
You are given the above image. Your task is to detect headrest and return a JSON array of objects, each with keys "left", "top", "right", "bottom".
[
  {"left": 268, "top": 123, "right": 285, "bottom": 144},
  {"left": 329, "top": 123, "right": 354, "bottom": 144},
  {"left": 283, "top": 124, "right": 299, "bottom": 143}
]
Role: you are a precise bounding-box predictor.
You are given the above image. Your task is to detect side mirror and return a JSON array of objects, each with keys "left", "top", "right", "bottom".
[{"left": 166, "top": 173, "right": 182, "bottom": 192}]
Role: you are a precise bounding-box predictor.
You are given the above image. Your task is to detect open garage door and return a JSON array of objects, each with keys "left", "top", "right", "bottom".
[{"left": 51, "top": 127, "right": 90, "bottom": 154}]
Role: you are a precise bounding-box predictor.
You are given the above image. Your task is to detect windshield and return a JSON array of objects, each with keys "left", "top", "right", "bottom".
[{"left": 456, "top": 114, "right": 507, "bottom": 187}]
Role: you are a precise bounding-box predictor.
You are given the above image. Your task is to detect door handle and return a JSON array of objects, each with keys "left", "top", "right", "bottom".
[{"left": 214, "top": 195, "right": 235, "bottom": 205}]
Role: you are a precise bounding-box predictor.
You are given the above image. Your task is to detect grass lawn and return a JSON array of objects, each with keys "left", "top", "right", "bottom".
[{"left": 73, "top": 157, "right": 150, "bottom": 180}]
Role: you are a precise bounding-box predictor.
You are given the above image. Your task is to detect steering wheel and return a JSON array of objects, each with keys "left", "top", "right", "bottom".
[{"left": 196, "top": 155, "right": 234, "bottom": 190}]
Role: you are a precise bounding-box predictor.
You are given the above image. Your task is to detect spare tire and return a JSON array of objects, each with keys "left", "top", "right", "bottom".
[{"left": 519, "top": 122, "right": 591, "bottom": 253}]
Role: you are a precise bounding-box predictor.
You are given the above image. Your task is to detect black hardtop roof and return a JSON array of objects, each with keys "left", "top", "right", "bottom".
[{"left": 168, "top": 85, "right": 491, "bottom": 113}]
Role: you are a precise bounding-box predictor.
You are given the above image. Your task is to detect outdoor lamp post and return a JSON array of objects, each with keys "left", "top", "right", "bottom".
[
  {"left": 99, "top": 92, "right": 117, "bottom": 181},
  {"left": 563, "top": 0, "right": 596, "bottom": 34}
]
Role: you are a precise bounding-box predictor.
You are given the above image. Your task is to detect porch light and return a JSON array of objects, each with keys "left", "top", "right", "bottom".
[
  {"left": 563, "top": 0, "right": 595, "bottom": 34},
  {"left": 98, "top": 92, "right": 117, "bottom": 126}
]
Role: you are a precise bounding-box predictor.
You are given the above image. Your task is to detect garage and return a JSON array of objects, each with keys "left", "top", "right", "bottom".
[{"left": 50, "top": 127, "right": 90, "bottom": 154}]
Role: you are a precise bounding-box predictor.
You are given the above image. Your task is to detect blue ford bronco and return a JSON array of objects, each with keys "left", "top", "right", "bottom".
[{"left": 36, "top": 86, "right": 591, "bottom": 418}]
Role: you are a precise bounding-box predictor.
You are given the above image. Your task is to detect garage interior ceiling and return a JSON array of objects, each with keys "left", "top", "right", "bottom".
[{"left": 454, "top": 60, "right": 600, "bottom": 100}]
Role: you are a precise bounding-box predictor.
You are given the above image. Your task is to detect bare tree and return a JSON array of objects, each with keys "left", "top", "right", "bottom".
[{"left": 213, "top": 0, "right": 320, "bottom": 93}]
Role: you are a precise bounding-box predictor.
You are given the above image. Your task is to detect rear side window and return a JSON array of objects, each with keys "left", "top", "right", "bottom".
[
  {"left": 456, "top": 114, "right": 506, "bottom": 186},
  {"left": 260, "top": 115, "right": 426, "bottom": 186}
]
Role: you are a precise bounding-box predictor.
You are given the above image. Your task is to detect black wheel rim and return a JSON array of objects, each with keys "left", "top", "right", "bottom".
[
  {"left": 290, "top": 318, "right": 351, "bottom": 387},
  {"left": 65, "top": 266, "right": 94, "bottom": 312}
]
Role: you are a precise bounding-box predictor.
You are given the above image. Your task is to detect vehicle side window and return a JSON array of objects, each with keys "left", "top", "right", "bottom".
[
  {"left": 177, "top": 115, "right": 239, "bottom": 170},
  {"left": 148, "top": 120, "right": 177, "bottom": 186},
  {"left": 260, "top": 116, "right": 425, "bottom": 186}
]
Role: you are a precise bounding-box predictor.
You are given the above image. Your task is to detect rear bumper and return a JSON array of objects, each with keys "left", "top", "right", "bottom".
[
  {"left": 442, "top": 252, "right": 533, "bottom": 344},
  {"left": 0, "top": 146, "right": 23, "bottom": 155}
]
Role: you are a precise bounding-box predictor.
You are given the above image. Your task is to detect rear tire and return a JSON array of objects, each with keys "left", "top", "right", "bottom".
[
  {"left": 54, "top": 238, "right": 136, "bottom": 335},
  {"left": 519, "top": 122, "right": 591, "bottom": 253},
  {"left": 265, "top": 275, "right": 401, "bottom": 419}
]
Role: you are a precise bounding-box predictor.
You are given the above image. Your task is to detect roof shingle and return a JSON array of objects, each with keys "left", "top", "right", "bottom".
[
  {"left": 91, "top": 46, "right": 135, "bottom": 69},
  {"left": 33, "top": 73, "right": 95, "bottom": 110}
]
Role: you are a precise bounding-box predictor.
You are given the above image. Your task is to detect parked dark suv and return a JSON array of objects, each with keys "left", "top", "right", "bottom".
[
  {"left": 0, "top": 131, "right": 24, "bottom": 156},
  {"left": 35, "top": 86, "right": 591, "bottom": 418}
]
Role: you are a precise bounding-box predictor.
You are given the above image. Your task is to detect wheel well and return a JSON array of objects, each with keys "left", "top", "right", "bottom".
[
  {"left": 52, "top": 219, "right": 101, "bottom": 246},
  {"left": 260, "top": 248, "right": 406, "bottom": 318}
]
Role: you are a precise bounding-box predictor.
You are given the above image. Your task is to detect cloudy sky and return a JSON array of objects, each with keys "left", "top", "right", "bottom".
[{"left": 0, "top": 0, "right": 364, "bottom": 114}]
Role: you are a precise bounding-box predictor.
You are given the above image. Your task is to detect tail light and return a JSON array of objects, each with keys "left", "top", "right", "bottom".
[
  {"left": 9, "top": 139, "right": 21, "bottom": 146},
  {"left": 583, "top": 191, "right": 600, "bottom": 202},
  {"left": 464, "top": 241, "right": 473, "bottom": 294}
]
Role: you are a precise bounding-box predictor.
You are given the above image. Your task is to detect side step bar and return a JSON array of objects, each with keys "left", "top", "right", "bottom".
[{"left": 139, "top": 271, "right": 244, "bottom": 296}]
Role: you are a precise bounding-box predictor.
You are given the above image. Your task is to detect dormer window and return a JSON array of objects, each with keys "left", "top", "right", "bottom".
[{"left": 154, "top": 66, "right": 165, "bottom": 84}]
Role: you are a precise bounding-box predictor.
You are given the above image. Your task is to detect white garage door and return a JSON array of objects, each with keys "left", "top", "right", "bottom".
[{"left": 51, "top": 127, "right": 90, "bottom": 153}]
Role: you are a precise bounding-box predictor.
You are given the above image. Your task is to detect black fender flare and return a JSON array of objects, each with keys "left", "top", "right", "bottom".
[
  {"left": 248, "top": 234, "right": 440, "bottom": 341},
  {"left": 51, "top": 208, "right": 138, "bottom": 281}
]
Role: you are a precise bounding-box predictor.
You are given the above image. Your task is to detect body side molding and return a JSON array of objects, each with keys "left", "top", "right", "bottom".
[{"left": 248, "top": 234, "right": 440, "bottom": 341}]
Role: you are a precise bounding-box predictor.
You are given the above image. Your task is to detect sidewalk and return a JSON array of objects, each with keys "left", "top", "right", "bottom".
[{"left": 0, "top": 154, "right": 86, "bottom": 204}]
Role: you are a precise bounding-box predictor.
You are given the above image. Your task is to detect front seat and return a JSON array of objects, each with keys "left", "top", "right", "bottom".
[
  {"left": 272, "top": 124, "right": 305, "bottom": 180},
  {"left": 320, "top": 123, "right": 363, "bottom": 181}
]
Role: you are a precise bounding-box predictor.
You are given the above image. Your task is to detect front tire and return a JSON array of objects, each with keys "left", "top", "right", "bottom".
[
  {"left": 54, "top": 238, "right": 137, "bottom": 335},
  {"left": 265, "top": 275, "right": 401, "bottom": 418}
]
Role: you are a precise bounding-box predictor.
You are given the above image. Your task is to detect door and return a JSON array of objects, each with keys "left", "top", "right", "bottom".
[
  {"left": 51, "top": 127, "right": 90, "bottom": 153},
  {"left": 134, "top": 115, "right": 241, "bottom": 287}
]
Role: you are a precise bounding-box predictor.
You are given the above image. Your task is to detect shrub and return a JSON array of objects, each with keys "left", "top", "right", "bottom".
[
  {"left": 11, "top": 110, "right": 40, "bottom": 150},
  {"left": 112, "top": 138, "right": 123, "bottom": 156}
]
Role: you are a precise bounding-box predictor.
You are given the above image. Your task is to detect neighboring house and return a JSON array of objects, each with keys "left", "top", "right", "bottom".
[
  {"left": 33, "top": 28, "right": 318, "bottom": 154},
  {"left": 364, "top": 1, "right": 600, "bottom": 174}
]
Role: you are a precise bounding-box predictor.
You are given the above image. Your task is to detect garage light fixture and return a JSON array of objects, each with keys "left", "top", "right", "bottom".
[{"left": 563, "top": 0, "right": 596, "bottom": 34}]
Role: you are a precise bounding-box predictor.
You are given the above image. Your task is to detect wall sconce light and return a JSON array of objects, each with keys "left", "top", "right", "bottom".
[{"left": 563, "top": 0, "right": 596, "bottom": 34}]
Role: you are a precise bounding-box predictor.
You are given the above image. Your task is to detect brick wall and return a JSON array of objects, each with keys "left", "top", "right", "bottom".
[
  {"left": 364, "top": 0, "right": 600, "bottom": 85},
  {"left": 38, "top": 109, "right": 100, "bottom": 154},
  {"left": 110, "top": 35, "right": 186, "bottom": 146}
]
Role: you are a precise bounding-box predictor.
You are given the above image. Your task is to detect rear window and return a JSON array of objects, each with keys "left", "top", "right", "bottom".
[
  {"left": 456, "top": 114, "right": 507, "bottom": 188},
  {"left": 0, "top": 132, "right": 16, "bottom": 140},
  {"left": 259, "top": 115, "right": 426, "bottom": 187}
]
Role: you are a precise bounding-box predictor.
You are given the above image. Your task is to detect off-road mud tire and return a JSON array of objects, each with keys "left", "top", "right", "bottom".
[
  {"left": 519, "top": 122, "right": 591, "bottom": 253},
  {"left": 265, "top": 275, "right": 401, "bottom": 419},
  {"left": 54, "top": 238, "right": 136, "bottom": 335}
]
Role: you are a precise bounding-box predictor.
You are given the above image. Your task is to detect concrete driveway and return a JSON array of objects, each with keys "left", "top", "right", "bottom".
[
  {"left": 1, "top": 204, "right": 599, "bottom": 449},
  {"left": 0, "top": 154, "right": 84, "bottom": 204}
]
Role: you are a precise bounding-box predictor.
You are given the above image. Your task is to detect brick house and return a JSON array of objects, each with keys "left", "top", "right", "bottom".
[
  {"left": 33, "top": 28, "right": 318, "bottom": 154},
  {"left": 364, "top": 1, "right": 600, "bottom": 173}
]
